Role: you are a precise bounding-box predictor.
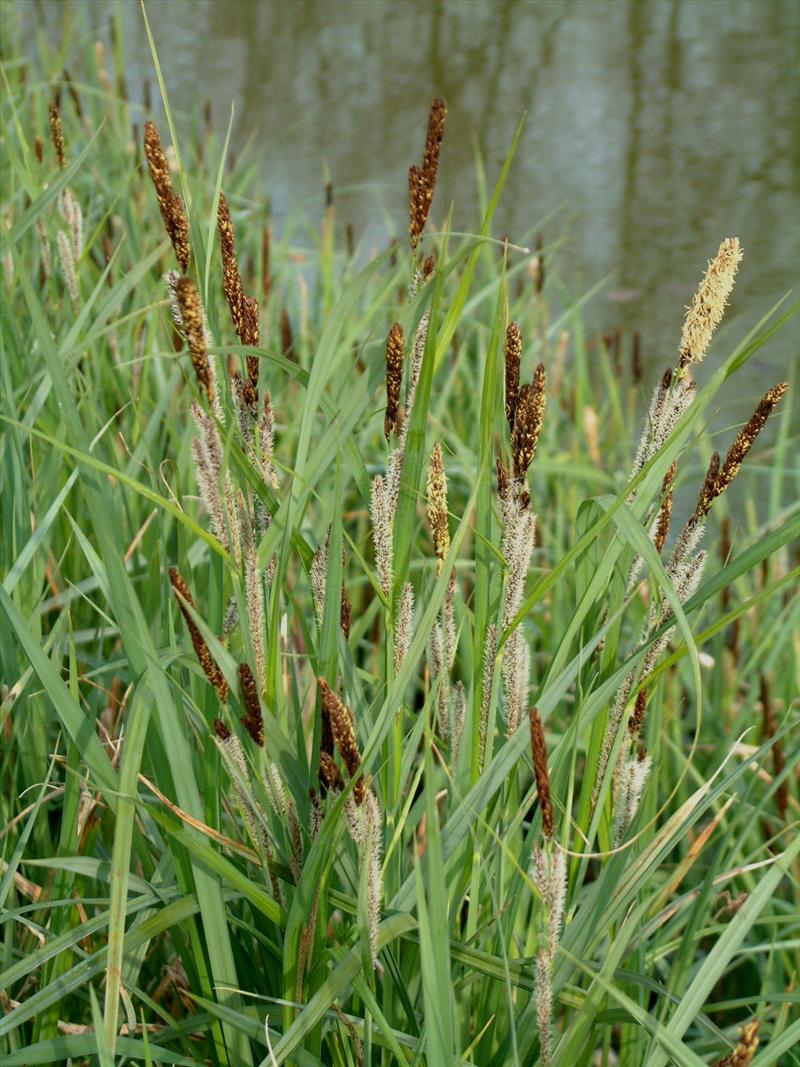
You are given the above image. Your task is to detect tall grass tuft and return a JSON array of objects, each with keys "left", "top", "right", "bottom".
[{"left": 1, "top": 16, "right": 798, "bottom": 1067}]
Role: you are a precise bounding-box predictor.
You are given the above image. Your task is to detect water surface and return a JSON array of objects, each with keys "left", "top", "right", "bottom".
[{"left": 22, "top": 0, "right": 800, "bottom": 429}]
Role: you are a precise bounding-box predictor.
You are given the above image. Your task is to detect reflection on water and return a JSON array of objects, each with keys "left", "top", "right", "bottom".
[{"left": 24, "top": 0, "right": 800, "bottom": 427}]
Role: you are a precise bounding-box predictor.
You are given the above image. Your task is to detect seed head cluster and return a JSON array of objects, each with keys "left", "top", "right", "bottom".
[
  {"left": 175, "top": 276, "right": 214, "bottom": 402},
  {"left": 238, "top": 662, "right": 264, "bottom": 746},
  {"left": 169, "top": 567, "right": 228, "bottom": 703},
  {"left": 504, "top": 321, "right": 522, "bottom": 430},
  {"left": 144, "top": 121, "right": 190, "bottom": 272},
  {"left": 679, "top": 237, "right": 742, "bottom": 369},
  {"left": 511, "top": 362, "right": 547, "bottom": 480},
  {"left": 318, "top": 678, "right": 365, "bottom": 804},
  {"left": 49, "top": 102, "right": 66, "bottom": 168},
  {"left": 384, "top": 322, "right": 405, "bottom": 438},
  {"left": 530, "top": 707, "right": 554, "bottom": 839},
  {"left": 694, "top": 383, "right": 788, "bottom": 519},
  {"left": 409, "top": 97, "right": 447, "bottom": 249}
]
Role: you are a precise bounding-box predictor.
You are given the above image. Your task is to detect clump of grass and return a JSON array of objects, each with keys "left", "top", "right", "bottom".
[{"left": 1, "top": 13, "right": 798, "bottom": 1067}]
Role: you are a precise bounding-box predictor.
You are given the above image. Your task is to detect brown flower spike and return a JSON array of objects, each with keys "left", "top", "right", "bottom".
[
  {"left": 143, "top": 121, "right": 190, "bottom": 272},
  {"left": 169, "top": 567, "right": 228, "bottom": 702},
  {"left": 238, "top": 662, "right": 264, "bottom": 746},
  {"left": 505, "top": 322, "right": 522, "bottom": 431},
  {"left": 694, "top": 383, "right": 788, "bottom": 520},
  {"left": 318, "top": 678, "right": 365, "bottom": 803},
  {"left": 384, "top": 322, "right": 404, "bottom": 438},
  {"left": 512, "top": 363, "right": 547, "bottom": 479},
  {"left": 653, "top": 462, "right": 676, "bottom": 554},
  {"left": 217, "top": 191, "right": 260, "bottom": 391},
  {"left": 628, "top": 689, "right": 649, "bottom": 739},
  {"left": 530, "top": 707, "right": 554, "bottom": 840},
  {"left": 175, "top": 276, "right": 213, "bottom": 401},
  {"left": 409, "top": 97, "right": 447, "bottom": 249},
  {"left": 49, "top": 102, "right": 66, "bottom": 168}
]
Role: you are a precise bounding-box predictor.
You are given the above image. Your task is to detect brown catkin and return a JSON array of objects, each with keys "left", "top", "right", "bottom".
[
  {"left": 320, "top": 695, "right": 335, "bottom": 757},
  {"left": 530, "top": 707, "right": 553, "bottom": 839},
  {"left": 409, "top": 97, "right": 447, "bottom": 249},
  {"left": 340, "top": 580, "right": 352, "bottom": 640},
  {"left": 628, "top": 689, "right": 649, "bottom": 738},
  {"left": 319, "top": 751, "right": 345, "bottom": 794},
  {"left": 214, "top": 718, "right": 231, "bottom": 741},
  {"left": 169, "top": 567, "right": 228, "bottom": 702},
  {"left": 143, "top": 120, "right": 190, "bottom": 271},
  {"left": 34, "top": 135, "right": 44, "bottom": 163},
  {"left": 712, "top": 1019, "right": 760, "bottom": 1067},
  {"left": 217, "top": 191, "right": 259, "bottom": 365},
  {"left": 49, "top": 102, "right": 66, "bottom": 168},
  {"left": 713, "top": 384, "right": 788, "bottom": 502},
  {"left": 175, "top": 276, "right": 213, "bottom": 401},
  {"left": 654, "top": 462, "right": 677, "bottom": 553},
  {"left": 238, "top": 662, "right": 264, "bottom": 746},
  {"left": 384, "top": 322, "right": 405, "bottom": 438},
  {"left": 505, "top": 322, "right": 522, "bottom": 430},
  {"left": 217, "top": 192, "right": 246, "bottom": 334},
  {"left": 512, "top": 363, "right": 547, "bottom": 479},
  {"left": 318, "top": 678, "right": 365, "bottom": 803},
  {"left": 694, "top": 452, "right": 721, "bottom": 521}
]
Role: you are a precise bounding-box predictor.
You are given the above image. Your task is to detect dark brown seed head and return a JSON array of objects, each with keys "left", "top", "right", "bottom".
[
  {"left": 423, "top": 252, "right": 436, "bottom": 280},
  {"left": 714, "top": 384, "right": 788, "bottom": 501},
  {"left": 318, "top": 678, "right": 365, "bottom": 803},
  {"left": 143, "top": 121, "right": 190, "bottom": 271},
  {"left": 384, "top": 322, "right": 405, "bottom": 438},
  {"left": 217, "top": 193, "right": 244, "bottom": 325},
  {"left": 628, "top": 688, "right": 649, "bottom": 738},
  {"left": 409, "top": 97, "right": 447, "bottom": 249},
  {"left": 694, "top": 383, "right": 787, "bottom": 520},
  {"left": 214, "top": 717, "right": 231, "bottom": 740},
  {"left": 340, "top": 581, "right": 352, "bottom": 640},
  {"left": 512, "top": 363, "right": 547, "bottom": 479},
  {"left": 529, "top": 707, "right": 553, "bottom": 840},
  {"left": 319, "top": 751, "right": 345, "bottom": 795},
  {"left": 34, "top": 135, "right": 44, "bottom": 163},
  {"left": 175, "top": 276, "right": 213, "bottom": 401},
  {"left": 49, "top": 102, "right": 66, "bottom": 168},
  {"left": 504, "top": 322, "right": 522, "bottom": 431},
  {"left": 169, "top": 567, "right": 228, "bottom": 703},
  {"left": 694, "top": 452, "right": 720, "bottom": 521},
  {"left": 320, "top": 693, "right": 334, "bottom": 758},
  {"left": 654, "top": 462, "right": 677, "bottom": 554},
  {"left": 238, "top": 662, "right": 264, "bottom": 746}
]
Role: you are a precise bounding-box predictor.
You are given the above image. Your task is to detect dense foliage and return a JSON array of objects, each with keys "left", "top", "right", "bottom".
[{"left": 1, "top": 11, "right": 798, "bottom": 1067}]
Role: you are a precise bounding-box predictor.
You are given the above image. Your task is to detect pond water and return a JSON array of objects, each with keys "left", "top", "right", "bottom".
[{"left": 23, "top": 0, "right": 800, "bottom": 433}]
